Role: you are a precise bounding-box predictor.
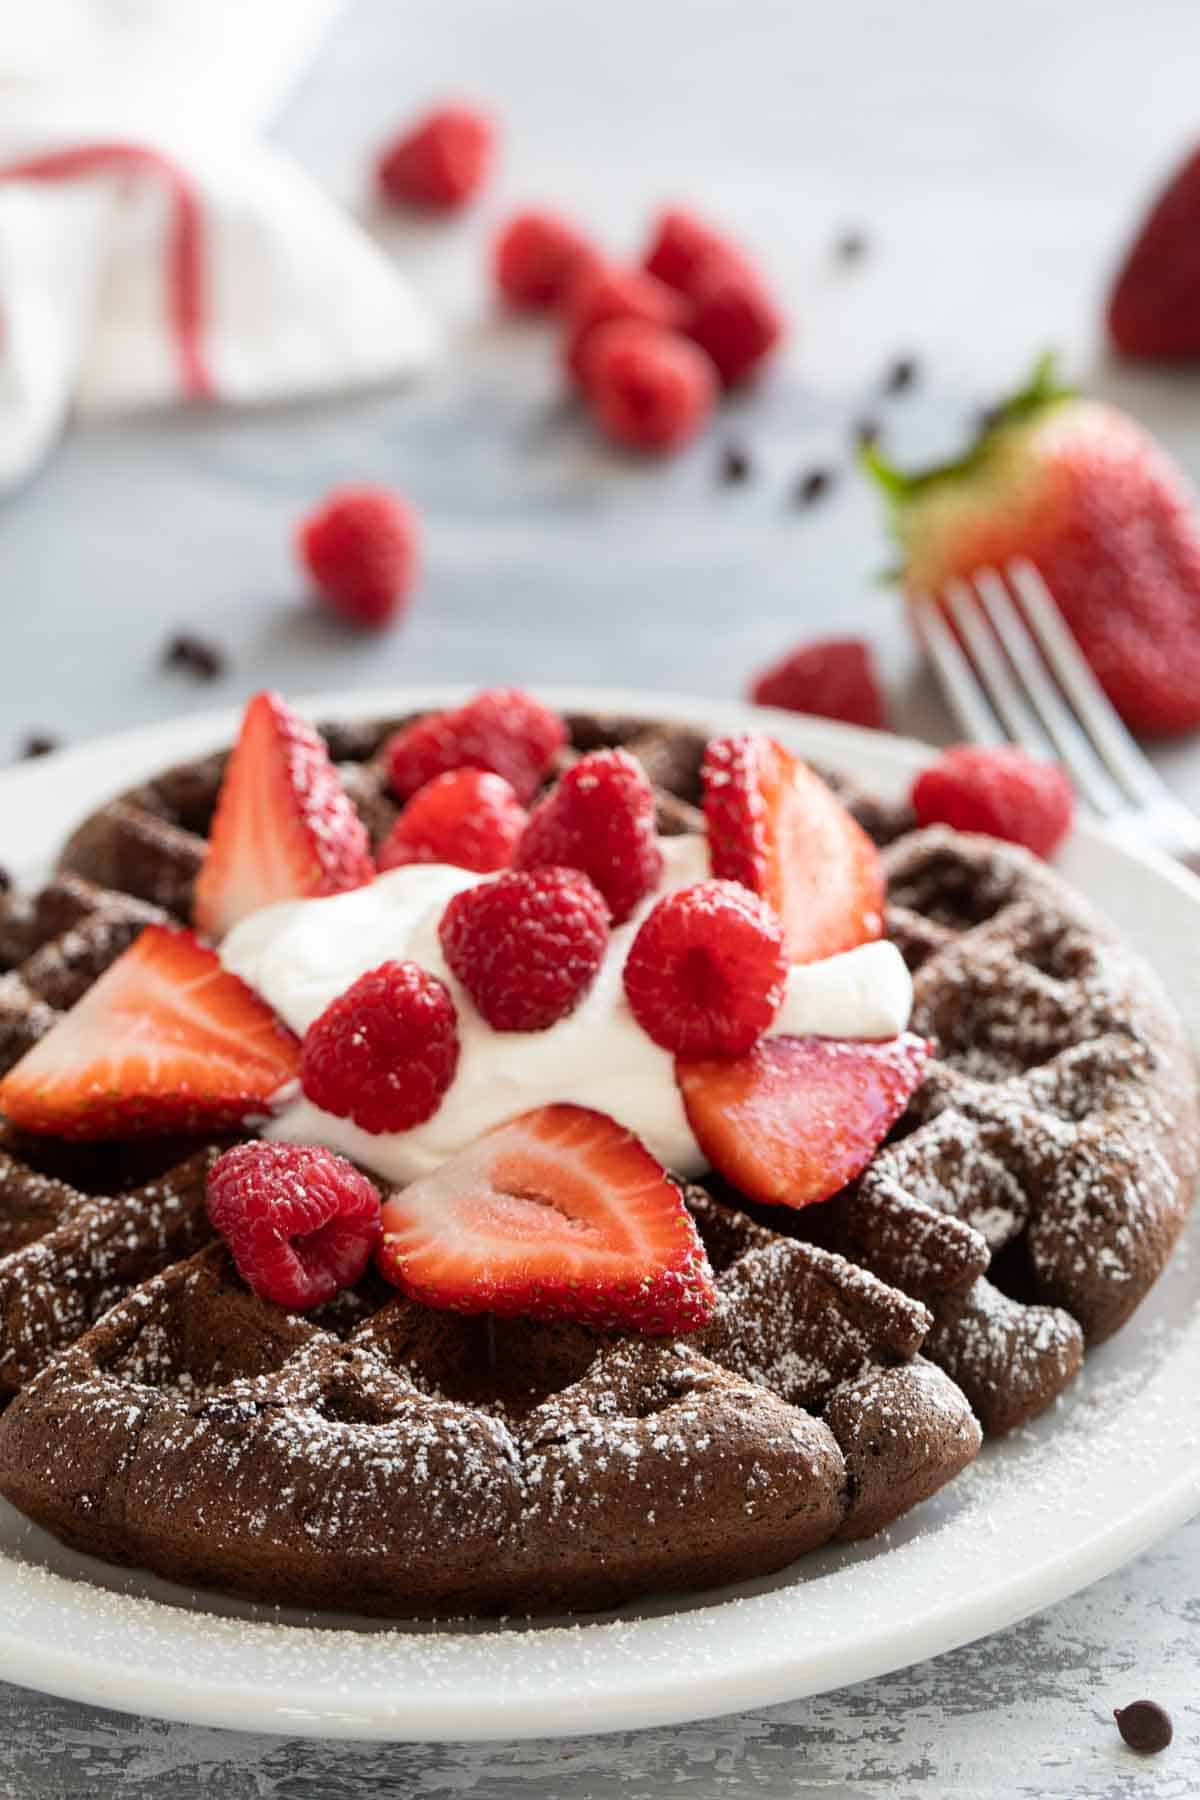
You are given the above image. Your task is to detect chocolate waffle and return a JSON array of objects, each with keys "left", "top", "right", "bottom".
[
  {"left": 0, "top": 708, "right": 1192, "bottom": 1616},
  {"left": 0, "top": 1195, "right": 978, "bottom": 1615}
]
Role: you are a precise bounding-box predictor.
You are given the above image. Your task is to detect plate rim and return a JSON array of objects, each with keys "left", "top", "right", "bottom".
[{"left": 0, "top": 682, "right": 1198, "bottom": 1742}]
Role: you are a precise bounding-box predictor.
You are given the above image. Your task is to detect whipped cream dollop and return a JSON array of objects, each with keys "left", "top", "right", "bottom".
[{"left": 222, "top": 834, "right": 912, "bottom": 1185}]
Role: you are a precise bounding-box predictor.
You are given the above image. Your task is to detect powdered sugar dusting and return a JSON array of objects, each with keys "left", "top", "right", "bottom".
[{"left": 0, "top": 743, "right": 1196, "bottom": 1640}]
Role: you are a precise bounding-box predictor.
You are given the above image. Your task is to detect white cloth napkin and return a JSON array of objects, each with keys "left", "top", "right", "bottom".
[{"left": 0, "top": 0, "right": 439, "bottom": 490}]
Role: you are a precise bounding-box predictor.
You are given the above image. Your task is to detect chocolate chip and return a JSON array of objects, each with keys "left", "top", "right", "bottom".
[
  {"left": 0, "top": 866, "right": 11, "bottom": 894},
  {"left": 19, "top": 733, "right": 59, "bottom": 760},
  {"left": 835, "top": 229, "right": 868, "bottom": 264},
  {"left": 792, "top": 467, "right": 835, "bottom": 507},
  {"left": 718, "top": 444, "right": 752, "bottom": 485},
  {"left": 854, "top": 418, "right": 881, "bottom": 450},
  {"left": 164, "top": 632, "right": 226, "bottom": 681},
  {"left": 1114, "top": 1701, "right": 1173, "bottom": 1754},
  {"left": 884, "top": 356, "right": 918, "bottom": 394}
]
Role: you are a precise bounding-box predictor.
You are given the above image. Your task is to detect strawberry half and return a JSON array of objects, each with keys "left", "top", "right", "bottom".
[
  {"left": 677, "top": 1033, "right": 931, "bottom": 1210},
  {"left": 702, "top": 734, "right": 884, "bottom": 963},
  {"left": 865, "top": 353, "right": 1200, "bottom": 738},
  {"left": 376, "top": 1104, "right": 716, "bottom": 1335},
  {"left": 0, "top": 925, "right": 300, "bottom": 1140},
  {"left": 194, "top": 691, "right": 374, "bottom": 941}
]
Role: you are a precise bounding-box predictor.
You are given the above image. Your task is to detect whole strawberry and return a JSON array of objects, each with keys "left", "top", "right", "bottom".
[
  {"left": 866, "top": 355, "right": 1200, "bottom": 737},
  {"left": 1108, "top": 145, "right": 1200, "bottom": 360}
]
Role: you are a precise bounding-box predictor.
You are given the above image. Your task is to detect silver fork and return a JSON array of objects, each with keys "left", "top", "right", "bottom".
[{"left": 913, "top": 558, "right": 1200, "bottom": 874}]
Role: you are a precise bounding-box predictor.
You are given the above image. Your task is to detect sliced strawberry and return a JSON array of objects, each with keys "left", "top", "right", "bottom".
[
  {"left": 702, "top": 734, "right": 884, "bottom": 963},
  {"left": 194, "top": 691, "right": 374, "bottom": 941},
  {"left": 677, "top": 1033, "right": 931, "bottom": 1210},
  {"left": 376, "top": 1103, "right": 716, "bottom": 1335},
  {"left": 0, "top": 925, "right": 300, "bottom": 1140}
]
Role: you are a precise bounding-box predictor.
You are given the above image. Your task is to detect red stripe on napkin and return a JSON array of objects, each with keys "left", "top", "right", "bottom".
[{"left": 0, "top": 141, "right": 214, "bottom": 399}]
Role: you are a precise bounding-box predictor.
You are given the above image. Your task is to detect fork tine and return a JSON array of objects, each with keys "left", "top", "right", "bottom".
[
  {"left": 941, "top": 578, "right": 1054, "bottom": 757},
  {"left": 1007, "top": 560, "right": 1174, "bottom": 810},
  {"left": 911, "top": 596, "right": 1005, "bottom": 745},
  {"left": 972, "top": 568, "right": 1126, "bottom": 816}
]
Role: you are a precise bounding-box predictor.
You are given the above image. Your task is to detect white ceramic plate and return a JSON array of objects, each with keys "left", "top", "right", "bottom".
[{"left": 0, "top": 685, "right": 1198, "bottom": 1743}]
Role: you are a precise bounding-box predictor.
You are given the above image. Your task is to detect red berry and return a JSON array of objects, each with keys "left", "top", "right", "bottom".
[
  {"left": 643, "top": 207, "right": 785, "bottom": 384},
  {"left": 677, "top": 1034, "right": 932, "bottom": 1211},
  {"left": 749, "top": 637, "right": 885, "bottom": 730},
  {"left": 702, "top": 734, "right": 884, "bottom": 963},
  {"left": 377, "top": 1103, "right": 715, "bottom": 1334},
  {"left": 493, "top": 209, "right": 601, "bottom": 310},
  {"left": 642, "top": 207, "right": 745, "bottom": 295},
  {"left": 385, "top": 688, "right": 566, "bottom": 806},
  {"left": 195, "top": 691, "right": 375, "bottom": 940},
  {"left": 439, "top": 867, "right": 609, "bottom": 1032},
  {"left": 866, "top": 357, "right": 1200, "bottom": 738},
  {"left": 563, "top": 263, "right": 690, "bottom": 384},
  {"left": 207, "top": 1142, "right": 381, "bottom": 1311},
  {"left": 515, "top": 748, "right": 662, "bottom": 925},
  {"left": 375, "top": 103, "right": 494, "bottom": 210},
  {"left": 624, "top": 880, "right": 787, "bottom": 1056},
  {"left": 686, "top": 257, "right": 784, "bottom": 387},
  {"left": 582, "top": 321, "right": 716, "bottom": 454},
  {"left": 297, "top": 486, "right": 419, "bottom": 628},
  {"left": 910, "top": 745, "right": 1075, "bottom": 859},
  {"left": 1108, "top": 146, "right": 1200, "bottom": 360},
  {"left": 378, "top": 769, "right": 527, "bottom": 874},
  {"left": 301, "top": 961, "right": 459, "bottom": 1133}
]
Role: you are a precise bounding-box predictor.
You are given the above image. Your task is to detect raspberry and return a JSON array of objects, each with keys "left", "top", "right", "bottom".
[
  {"left": 439, "top": 867, "right": 610, "bottom": 1031},
  {"left": 375, "top": 103, "right": 495, "bottom": 210},
  {"left": 623, "top": 880, "right": 787, "bottom": 1056},
  {"left": 296, "top": 486, "right": 419, "bottom": 628},
  {"left": 378, "top": 769, "right": 527, "bottom": 874},
  {"left": 686, "top": 257, "right": 783, "bottom": 387},
  {"left": 493, "top": 209, "right": 601, "bottom": 310},
  {"left": 582, "top": 321, "right": 716, "bottom": 454},
  {"left": 385, "top": 688, "right": 566, "bottom": 805},
  {"left": 642, "top": 207, "right": 745, "bottom": 294},
  {"left": 911, "top": 745, "right": 1075, "bottom": 859},
  {"left": 563, "top": 263, "right": 690, "bottom": 384},
  {"left": 515, "top": 748, "right": 663, "bottom": 924},
  {"left": 206, "top": 1142, "right": 382, "bottom": 1311},
  {"left": 749, "top": 637, "right": 885, "bottom": 730},
  {"left": 301, "top": 961, "right": 460, "bottom": 1133},
  {"left": 641, "top": 209, "right": 784, "bottom": 385}
]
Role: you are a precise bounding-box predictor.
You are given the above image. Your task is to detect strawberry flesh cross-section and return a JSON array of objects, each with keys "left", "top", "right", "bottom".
[
  {"left": 193, "top": 690, "right": 374, "bottom": 942},
  {"left": 702, "top": 733, "right": 884, "bottom": 963},
  {"left": 377, "top": 1103, "right": 716, "bottom": 1335},
  {"left": 0, "top": 925, "right": 300, "bottom": 1140},
  {"left": 677, "top": 1033, "right": 932, "bottom": 1211}
]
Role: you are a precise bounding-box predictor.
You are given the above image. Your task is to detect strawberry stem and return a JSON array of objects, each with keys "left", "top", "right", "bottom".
[
  {"left": 990, "top": 350, "right": 1073, "bottom": 430},
  {"left": 860, "top": 349, "right": 1075, "bottom": 512}
]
